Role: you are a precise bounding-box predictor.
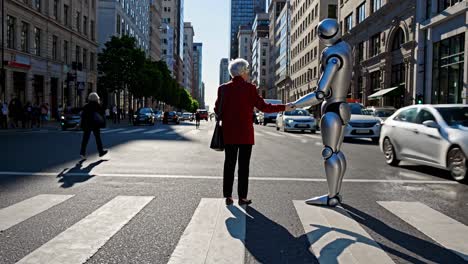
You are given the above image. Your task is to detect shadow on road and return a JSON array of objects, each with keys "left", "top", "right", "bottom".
[
  {"left": 398, "top": 164, "right": 462, "bottom": 183},
  {"left": 226, "top": 205, "right": 318, "bottom": 264},
  {"left": 57, "top": 159, "right": 107, "bottom": 188}
]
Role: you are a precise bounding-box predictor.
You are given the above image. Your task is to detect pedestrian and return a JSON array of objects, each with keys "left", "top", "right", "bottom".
[
  {"left": 58, "top": 104, "right": 63, "bottom": 119},
  {"left": 112, "top": 105, "right": 118, "bottom": 124},
  {"left": 40, "top": 103, "right": 48, "bottom": 125},
  {"left": 105, "top": 108, "right": 110, "bottom": 120},
  {"left": 195, "top": 111, "right": 201, "bottom": 129},
  {"left": 80, "top": 92, "right": 108, "bottom": 159},
  {"left": 24, "top": 102, "right": 33, "bottom": 129},
  {"left": 0, "top": 101, "right": 7, "bottom": 129},
  {"left": 128, "top": 107, "right": 134, "bottom": 124},
  {"left": 214, "top": 58, "right": 295, "bottom": 206}
]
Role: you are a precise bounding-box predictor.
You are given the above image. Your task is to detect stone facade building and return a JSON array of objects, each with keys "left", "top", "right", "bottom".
[
  {"left": 339, "top": 0, "right": 416, "bottom": 107},
  {"left": 3, "top": 0, "right": 99, "bottom": 118},
  {"left": 149, "top": 0, "right": 162, "bottom": 61},
  {"left": 219, "top": 58, "right": 230, "bottom": 85},
  {"left": 251, "top": 13, "right": 270, "bottom": 98},
  {"left": 183, "top": 22, "right": 194, "bottom": 94},
  {"left": 268, "top": 0, "right": 286, "bottom": 100},
  {"left": 237, "top": 25, "right": 252, "bottom": 64}
]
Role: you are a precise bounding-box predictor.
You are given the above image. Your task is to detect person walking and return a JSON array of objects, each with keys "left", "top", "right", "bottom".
[
  {"left": 214, "top": 58, "right": 295, "bottom": 206},
  {"left": 80, "top": 92, "right": 108, "bottom": 159},
  {"left": 195, "top": 111, "right": 201, "bottom": 129},
  {"left": 112, "top": 105, "right": 118, "bottom": 124},
  {"left": 128, "top": 107, "right": 134, "bottom": 124},
  {"left": 0, "top": 101, "right": 7, "bottom": 129}
]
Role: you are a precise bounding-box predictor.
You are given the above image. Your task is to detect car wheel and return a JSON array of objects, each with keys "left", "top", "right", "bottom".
[
  {"left": 311, "top": 130, "right": 316, "bottom": 134},
  {"left": 263, "top": 122, "right": 267, "bottom": 126},
  {"left": 282, "top": 126, "right": 287, "bottom": 133},
  {"left": 447, "top": 147, "right": 467, "bottom": 182},
  {"left": 383, "top": 138, "right": 400, "bottom": 166},
  {"left": 276, "top": 126, "right": 279, "bottom": 131}
]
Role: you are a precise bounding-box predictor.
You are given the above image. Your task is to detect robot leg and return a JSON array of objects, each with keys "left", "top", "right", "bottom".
[{"left": 306, "top": 112, "right": 345, "bottom": 207}]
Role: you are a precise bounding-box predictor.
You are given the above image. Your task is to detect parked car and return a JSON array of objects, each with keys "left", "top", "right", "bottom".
[
  {"left": 154, "top": 110, "right": 163, "bottom": 121},
  {"left": 276, "top": 108, "right": 317, "bottom": 133},
  {"left": 344, "top": 103, "right": 382, "bottom": 143},
  {"left": 380, "top": 104, "right": 468, "bottom": 182},
  {"left": 60, "top": 108, "right": 83, "bottom": 130},
  {"left": 197, "top": 109, "right": 209, "bottom": 121},
  {"left": 163, "top": 111, "right": 180, "bottom": 124},
  {"left": 261, "top": 99, "right": 282, "bottom": 126},
  {"left": 181, "top": 112, "right": 193, "bottom": 121},
  {"left": 367, "top": 106, "right": 397, "bottom": 121},
  {"left": 133, "top": 108, "right": 155, "bottom": 126}
]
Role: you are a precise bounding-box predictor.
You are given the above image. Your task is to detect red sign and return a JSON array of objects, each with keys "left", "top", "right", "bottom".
[
  {"left": 8, "top": 61, "right": 31, "bottom": 70},
  {"left": 346, "top": 98, "right": 361, "bottom": 103}
]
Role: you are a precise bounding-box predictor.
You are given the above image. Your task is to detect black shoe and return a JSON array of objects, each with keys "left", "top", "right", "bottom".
[
  {"left": 238, "top": 199, "right": 252, "bottom": 206},
  {"left": 225, "top": 197, "right": 234, "bottom": 205},
  {"left": 99, "top": 150, "right": 108, "bottom": 157}
]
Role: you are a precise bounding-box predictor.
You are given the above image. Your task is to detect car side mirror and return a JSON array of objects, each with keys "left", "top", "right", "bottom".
[{"left": 423, "top": 120, "right": 440, "bottom": 129}]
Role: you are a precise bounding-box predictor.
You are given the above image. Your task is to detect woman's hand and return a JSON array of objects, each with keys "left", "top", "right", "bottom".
[{"left": 285, "top": 103, "right": 296, "bottom": 112}]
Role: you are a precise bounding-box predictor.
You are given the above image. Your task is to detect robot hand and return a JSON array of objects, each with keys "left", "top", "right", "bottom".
[
  {"left": 285, "top": 103, "right": 296, "bottom": 111},
  {"left": 294, "top": 90, "right": 326, "bottom": 108}
]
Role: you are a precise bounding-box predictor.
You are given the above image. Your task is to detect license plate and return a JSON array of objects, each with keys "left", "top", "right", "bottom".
[
  {"left": 297, "top": 124, "right": 308, "bottom": 128},
  {"left": 356, "top": 129, "right": 370, "bottom": 134}
]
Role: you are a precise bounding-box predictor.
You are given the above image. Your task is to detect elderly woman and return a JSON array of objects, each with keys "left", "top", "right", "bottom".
[
  {"left": 80, "top": 92, "right": 108, "bottom": 159},
  {"left": 214, "top": 58, "right": 295, "bottom": 205}
]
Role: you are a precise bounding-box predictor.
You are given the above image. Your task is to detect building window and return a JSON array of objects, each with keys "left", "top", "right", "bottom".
[
  {"left": 34, "top": 27, "right": 41, "bottom": 56},
  {"left": 391, "top": 63, "right": 405, "bottom": 86},
  {"left": 437, "top": 0, "right": 462, "bottom": 12},
  {"left": 116, "top": 15, "right": 121, "bottom": 34},
  {"left": 34, "top": 0, "right": 41, "bottom": 12},
  {"left": 90, "top": 52, "right": 95, "bottom": 71},
  {"left": 328, "top": 5, "right": 337, "bottom": 19},
  {"left": 344, "top": 14, "right": 353, "bottom": 33},
  {"left": 370, "top": 33, "right": 380, "bottom": 57},
  {"left": 52, "top": 35, "right": 58, "bottom": 60},
  {"left": 358, "top": 42, "right": 364, "bottom": 62},
  {"left": 370, "top": 71, "right": 381, "bottom": 92},
  {"left": 20, "top": 22, "right": 29, "bottom": 52},
  {"left": 75, "top": 46, "right": 81, "bottom": 64},
  {"left": 83, "top": 49, "right": 87, "bottom": 70},
  {"left": 432, "top": 33, "right": 465, "bottom": 104},
  {"left": 53, "top": 0, "right": 59, "bottom": 20},
  {"left": 391, "top": 28, "right": 405, "bottom": 51},
  {"left": 64, "top": 5, "right": 69, "bottom": 26},
  {"left": 357, "top": 2, "right": 365, "bottom": 24},
  {"left": 83, "top": 16, "right": 88, "bottom": 36},
  {"left": 7, "top": 16, "right": 16, "bottom": 49},
  {"left": 90, "top": 20, "right": 95, "bottom": 40},
  {"left": 76, "top": 12, "right": 81, "bottom": 32},
  {"left": 63, "top": 40, "right": 69, "bottom": 63},
  {"left": 371, "top": 0, "right": 382, "bottom": 13},
  {"left": 357, "top": 76, "right": 363, "bottom": 99}
]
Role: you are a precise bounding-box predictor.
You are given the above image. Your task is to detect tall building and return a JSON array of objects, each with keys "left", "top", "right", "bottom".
[
  {"left": 183, "top": 22, "right": 194, "bottom": 94},
  {"left": 149, "top": 0, "right": 163, "bottom": 61},
  {"left": 219, "top": 58, "right": 230, "bottom": 85},
  {"left": 98, "top": 0, "right": 150, "bottom": 54},
  {"left": 201, "top": 82, "right": 206, "bottom": 108},
  {"left": 251, "top": 13, "right": 270, "bottom": 98},
  {"left": 268, "top": 0, "right": 287, "bottom": 100},
  {"left": 339, "top": 0, "right": 415, "bottom": 108},
  {"left": 3, "top": 0, "right": 99, "bottom": 117},
  {"left": 414, "top": 0, "right": 467, "bottom": 104},
  {"left": 289, "top": 0, "right": 337, "bottom": 103},
  {"left": 193, "top": 43, "right": 203, "bottom": 102},
  {"left": 274, "top": 1, "right": 292, "bottom": 103},
  {"left": 162, "top": 0, "right": 184, "bottom": 85},
  {"left": 161, "top": 23, "right": 175, "bottom": 76},
  {"left": 237, "top": 25, "right": 253, "bottom": 63},
  {"left": 230, "top": 0, "right": 267, "bottom": 59}
]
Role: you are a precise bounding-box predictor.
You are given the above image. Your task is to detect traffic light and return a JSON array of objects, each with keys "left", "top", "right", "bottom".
[{"left": 417, "top": 94, "right": 423, "bottom": 104}]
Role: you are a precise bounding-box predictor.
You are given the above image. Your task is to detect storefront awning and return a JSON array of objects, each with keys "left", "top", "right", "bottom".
[{"left": 368, "top": 86, "right": 400, "bottom": 99}]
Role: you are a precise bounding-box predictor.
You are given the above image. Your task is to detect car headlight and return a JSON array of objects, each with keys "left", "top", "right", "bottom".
[
  {"left": 286, "top": 119, "right": 294, "bottom": 124},
  {"left": 375, "top": 122, "right": 381, "bottom": 127}
]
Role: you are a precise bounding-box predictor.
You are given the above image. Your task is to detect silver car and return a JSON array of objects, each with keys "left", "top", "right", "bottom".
[
  {"left": 380, "top": 104, "right": 468, "bottom": 182},
  {"left": 276, "top": 108, "right": 317, "bottom": 133},
  {"left": 344, "top": 103, "right": 382, "bottom": 143}
]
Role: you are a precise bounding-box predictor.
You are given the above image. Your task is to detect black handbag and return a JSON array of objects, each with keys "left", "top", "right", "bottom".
[
  {"left": 210, "top": 88, "right": 225, "bottom": 151},
  {"left": 93, "top": 112, "right": 106, "bottom": 128}
]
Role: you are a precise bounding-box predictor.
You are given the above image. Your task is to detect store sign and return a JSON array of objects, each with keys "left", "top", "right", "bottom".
[{"left": 8, "top": 55, "right": 31, "bottom": 69}]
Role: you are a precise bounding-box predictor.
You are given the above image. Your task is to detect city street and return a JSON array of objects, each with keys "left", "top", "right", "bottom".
[{"left": 1, "top": 121, "right": 467, "bottom": 264}]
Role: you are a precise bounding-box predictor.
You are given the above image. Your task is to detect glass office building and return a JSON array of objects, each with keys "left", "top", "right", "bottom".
[{"left": 230, "top": 0, "right": 266, "bottom": 59}]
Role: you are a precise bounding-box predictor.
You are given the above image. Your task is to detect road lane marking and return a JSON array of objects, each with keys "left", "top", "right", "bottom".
[
  {"left": 294, "top": 201, "right": 395, "bottom": 264},
  {"left": 378, "top": 201, "right": 468, "bottom": 261},
  {"left": 0, "top": 171, "right": 460, "bottom": 184},
  {"left": 263, "top": 131, "right": 284, "bottom": 137},
  {"left": 166, "top": 129, "right": 184, "bottom": 135},
  {"left": 119, "top": 128, "right": 147, "bottom": 134},
  {"left": 101, "top": 128, "right": 126, "bottom": 134},
  {"left": 143, "top": 128, "right": 167, "bottom": 134},
  {"left": 254, "top": 131, "right": 264, "bottom": 137},
  {"left": 168, "top": 198, "right": 246, "bottom": 264},
  {"left": 0, "top": 194, "right": 74, "bottom": 231},
  {"left": 17, "top": 196, "right": 153, "bottom": 264},
  {"left": 285, "top": 133, "right": 302, "bottom": 138}
]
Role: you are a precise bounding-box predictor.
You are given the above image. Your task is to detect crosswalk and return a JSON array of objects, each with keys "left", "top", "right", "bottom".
[{"left": 1, "top": 194, "right": 467, "bottom": 264}]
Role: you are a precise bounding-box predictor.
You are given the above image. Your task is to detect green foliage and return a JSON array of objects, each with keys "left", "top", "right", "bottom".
[{"left": 98, "top": 36, "right": 198, "bottom": 110}]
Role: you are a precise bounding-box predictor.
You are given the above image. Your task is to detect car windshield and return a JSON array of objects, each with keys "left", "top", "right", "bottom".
[
  {"left": 374, "top": 109, "right": 395, "bottom": 117},
  {"left": 435, "top": 107, "right": 468, "bottom": 128},
  {"left": 284, "top": 109, "right": 310, "bottom": 116},
  {"left": 168, "top": 112, "right": 176, "bottom": 116},
  {"left": 138, "top": 108, "right": 152, "bottom": 114},
  {"left": 350, "top": 104, "right": 371, "bottom": 115}
]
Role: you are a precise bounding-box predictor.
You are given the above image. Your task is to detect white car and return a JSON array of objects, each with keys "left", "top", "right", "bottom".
[
  {"left": 380, "top": 104, "right": 468, "bottom": 182},
  {"left": 367, "top": 106, "right": 397, "bottom": 121},
  {"left": 181, "top": 112, "right": 193, "bottom": 121},
  {"left": 344, "top": 103, "right": 382, "bottom": 143},
  {"left": 276, "top": 108, "right": 317, "bottom": 133}
]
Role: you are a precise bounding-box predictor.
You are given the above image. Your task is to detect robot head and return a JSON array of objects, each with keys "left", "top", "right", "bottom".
[{"left": 318, "top": 19, "right": 341, "bottom": 46}]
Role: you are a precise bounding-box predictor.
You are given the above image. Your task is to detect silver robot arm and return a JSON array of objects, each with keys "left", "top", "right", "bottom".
[{"left": 294, "top": 56, "right": 341, "bottom": 108}]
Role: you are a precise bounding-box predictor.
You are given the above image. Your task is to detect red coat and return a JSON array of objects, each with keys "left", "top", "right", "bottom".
[{"left": 214, "top": 76, "right": 286, "bottom": 145}]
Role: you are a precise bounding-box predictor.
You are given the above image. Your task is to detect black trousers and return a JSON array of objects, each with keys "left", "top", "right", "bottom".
[
  {"left": 223, "top": 144, "right": 253, "bottom": 199},
  {"left": 80, "top": 129, "right": 104, "bottom": 155}
]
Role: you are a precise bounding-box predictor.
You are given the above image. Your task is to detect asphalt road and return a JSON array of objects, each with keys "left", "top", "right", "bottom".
[{"left": 0, "top": 121, "right": 467, "bottom": 264}]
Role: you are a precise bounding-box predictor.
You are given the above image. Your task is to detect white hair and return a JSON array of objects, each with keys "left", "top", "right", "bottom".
[
  {"left": 228, "top": 58, "right": 249, "bottom": 77},
  {"left": 88, "top": 92, "right": 100, "bottom": 102}
]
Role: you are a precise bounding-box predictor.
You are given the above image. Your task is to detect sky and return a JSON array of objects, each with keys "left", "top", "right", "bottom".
[{"left": 184, "top": 0, "right": 230, "bottom": 110}]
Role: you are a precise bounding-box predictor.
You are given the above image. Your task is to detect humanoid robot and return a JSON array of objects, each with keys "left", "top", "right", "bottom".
[{"left": 294, "top": 19, "right": 353, "bottom": 207}]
